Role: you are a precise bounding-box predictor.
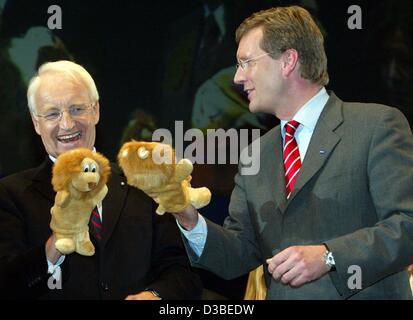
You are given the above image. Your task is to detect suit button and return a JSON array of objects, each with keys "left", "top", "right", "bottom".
[{"left": 100, "top": 282, "right": 109, "bottom": 291}]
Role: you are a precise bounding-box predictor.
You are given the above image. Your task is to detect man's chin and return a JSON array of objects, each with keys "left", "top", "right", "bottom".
[
  {"left": 249, "top": 100, "right": 270, "bottom": 114},
  {"left": 248, "top": 101, "right": 259, "bottom": 113},
  {"left": 56, "top": 139, "right": 85, "bottom": 153}
]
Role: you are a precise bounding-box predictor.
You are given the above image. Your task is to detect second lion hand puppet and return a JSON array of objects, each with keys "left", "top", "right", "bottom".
[
  {"left": 117, "top": 141, "right": 211, "bottom": 215},
  {"left": 50, "top": 148, "right": 111, "bottom": 256}
]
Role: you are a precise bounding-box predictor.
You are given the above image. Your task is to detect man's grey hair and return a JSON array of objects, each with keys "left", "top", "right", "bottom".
[{"left": 27, "top": 60, "right": 99, "bottom": 113}]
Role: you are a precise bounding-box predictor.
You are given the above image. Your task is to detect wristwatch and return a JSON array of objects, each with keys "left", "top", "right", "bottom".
[{"left": 323, "top": 249, "right": 336, "bottom": 271}]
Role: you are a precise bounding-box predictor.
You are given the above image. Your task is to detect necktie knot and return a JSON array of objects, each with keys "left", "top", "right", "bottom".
[{"left": 285, "top": 120, "right": 300, "bottom": 136}]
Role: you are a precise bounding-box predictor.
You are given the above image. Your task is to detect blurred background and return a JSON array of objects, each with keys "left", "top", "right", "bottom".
[{"left": 1, "top": 0, "right": 412, "bottom": 299}]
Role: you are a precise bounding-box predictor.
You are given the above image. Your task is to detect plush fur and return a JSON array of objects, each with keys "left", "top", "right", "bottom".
[
  {"left": 50, "top": 148, "right": 110, "bottom": 256},
  {"left": 118, "top": 141, "right": 211, "bottom": 215}
]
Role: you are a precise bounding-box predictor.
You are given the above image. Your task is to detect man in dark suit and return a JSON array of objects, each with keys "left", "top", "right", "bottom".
[
  {"left": 0, "top": 60, "right": 202, "bottom": 300},
  {"left": 173, "top": 6, "right": 413, "bottom": 299}
]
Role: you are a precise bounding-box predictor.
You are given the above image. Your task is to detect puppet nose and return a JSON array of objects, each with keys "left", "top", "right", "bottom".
[{"left": 88, "top": 182, "right": 97, "bottom": 189}]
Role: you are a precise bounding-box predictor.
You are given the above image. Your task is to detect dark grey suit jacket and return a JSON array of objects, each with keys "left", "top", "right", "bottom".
[
  {"left": 187, "top": 92, "right": 413, "bottom": 299},
  {"left": 0, "top": 159, "right": 202, "bottom": 299}
]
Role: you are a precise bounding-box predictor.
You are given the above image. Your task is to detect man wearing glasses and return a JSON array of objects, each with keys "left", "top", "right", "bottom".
[
  {"left": 174, "top": 6, "right": 413, "bottom": 299},
  {"left": 0, "top": 60, "right": 202, "bottom": 299}
]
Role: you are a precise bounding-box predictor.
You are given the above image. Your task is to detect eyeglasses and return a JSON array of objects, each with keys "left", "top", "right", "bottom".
[
  {"left": 236, "top": 52, "right": 271, "bottom": 71},
  {"left": 34, "top": 103, "right": 95, "bottom": 122}
]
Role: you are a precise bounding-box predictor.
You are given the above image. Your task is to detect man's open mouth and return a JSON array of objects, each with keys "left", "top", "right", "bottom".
[{"left": 57, "top": 132, "right": 82, "bottom": 143}]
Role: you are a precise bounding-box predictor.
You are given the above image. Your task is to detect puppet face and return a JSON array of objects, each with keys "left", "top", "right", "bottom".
[
  {"left": 52, "top": 148, "right": 110, "bottom": 194},
  {"left": 71, "top": 157, "right": 101, "bottom": 192}
]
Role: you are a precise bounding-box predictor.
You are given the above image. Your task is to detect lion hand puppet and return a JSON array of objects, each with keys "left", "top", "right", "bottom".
[
  {"left": 50, "top": 148, "right": 111, "bottom": 256},
  {"left": 118, "top": 141, "right": 211, "bottom": 215}
]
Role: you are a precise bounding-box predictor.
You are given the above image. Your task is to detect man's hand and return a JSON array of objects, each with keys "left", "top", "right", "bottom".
[
  {"left": 125, "top": 291, "right": 161, "bottom": 300},
  {"left": 172, "top": 205, "right": 199, "bottom": 231},
  {"left": 266, "top": 245, "right": 330, "bottom": 287},
  {"left": 45, "top": 234, "right": 63, "bottom": 264}
]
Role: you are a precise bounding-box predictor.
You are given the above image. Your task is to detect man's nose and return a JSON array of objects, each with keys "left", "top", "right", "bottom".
[
  {"left": 234, "top": 66, "right": 246, "bottom": 85},
  {"left": 59, "top": 111, "right": 75, "bottom": 130}
]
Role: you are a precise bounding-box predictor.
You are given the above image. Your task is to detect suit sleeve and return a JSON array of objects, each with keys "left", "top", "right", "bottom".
[
  {"left": 0, "top": 181, "right": 50, "bottom": 299},
  {"left": 185, "top": 169, "right": 262, "bottom": 280},
  {"left": 146, "top": 211, "right": 203, "bottom": 299},
  {"left": 325, "top": 107, "right": 413, "bottom": 298}
]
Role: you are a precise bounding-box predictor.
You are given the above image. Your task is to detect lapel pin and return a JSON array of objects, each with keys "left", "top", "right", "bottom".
[
  {"left": 121, "top": 181, "right": 125, "bottom": 186},
  {"left": 319, "top": 150, "right": 326, "bottom": 155}
]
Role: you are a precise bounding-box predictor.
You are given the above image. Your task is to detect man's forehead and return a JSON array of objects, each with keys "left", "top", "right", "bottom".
[
  {"left": 36, "top": 74, "right": 89, "bottom": 108},
  {"left": 237, "top": 27, "right": 264, "bottom": 59},
  {"left": 39, "top": 72, "right": 83, "bottom": 90}
]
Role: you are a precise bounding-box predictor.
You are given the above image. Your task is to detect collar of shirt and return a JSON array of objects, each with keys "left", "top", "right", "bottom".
[
  {"left": 48, "top": 147, "right": 103, "bottom": 220},
  {"left": 280, "top": 87, "right": 330, "bottom": 160}
]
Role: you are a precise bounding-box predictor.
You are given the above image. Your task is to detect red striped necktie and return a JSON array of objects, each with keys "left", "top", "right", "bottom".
[
  {"left": 91, "top": 207, "right": 102, "bottom": 241},
  {"left": 283, "top": 120, "right": 301, "bottom": 199}
]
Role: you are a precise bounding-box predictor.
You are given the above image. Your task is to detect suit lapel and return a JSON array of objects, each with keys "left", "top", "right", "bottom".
[
  {"left": 100, "top": 165, "right": 128, "bottom": 248},
  {"left": 259, "top": 127, "right": 288, "bottom": 211},
  {"left": 286, "top": 92, "right": 344, "bottom": 207},
  {"left": 32, "top": 157, "right": 55, "bottom": 203}
]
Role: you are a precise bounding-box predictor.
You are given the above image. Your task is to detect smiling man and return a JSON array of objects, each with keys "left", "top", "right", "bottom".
[
  {"left": 0, "top": 60, "right": 202, "bottom": 300},
  {"left": 28, "top": 62, "right": 99, "bottom": 157},
  {"left": 173, "top": 6, "right": 413, "bottom": 299}
]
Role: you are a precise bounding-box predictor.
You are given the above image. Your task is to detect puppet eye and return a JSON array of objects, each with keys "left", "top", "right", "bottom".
[
  {"left": 122, "top": 149, "right": 129, "bottom": 158},
  {"left": 91, "top": 163, "right": 97, "bottom": 173},
  {"left": 83, "top": 163, "right": 90, "bottom": 172},
  {"left": 138, "top": 147, "right": 149, "bottom": 159}
]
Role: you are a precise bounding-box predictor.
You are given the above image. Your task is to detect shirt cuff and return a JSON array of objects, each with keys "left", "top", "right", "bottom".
[
  {"left": 176, "top": 213, "right": 207, "bottom": 257},
  {"left": 47, "top": 255, "right": 65, "bottom": 280}
]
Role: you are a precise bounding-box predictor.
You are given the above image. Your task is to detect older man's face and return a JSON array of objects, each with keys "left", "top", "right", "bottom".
[{"left": 31, "top": 73, "right": 100, "bottom": 158}]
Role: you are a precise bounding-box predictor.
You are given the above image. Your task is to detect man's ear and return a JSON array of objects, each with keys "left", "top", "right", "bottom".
[
  {"left": 30, "top": 112, "right": 41, "bottom": 136},
  {"left": 281, "top": 49, "right": 299, "bottom": 77},
  {"left": 93, "top": 101, "right": 100, "bottom": 125}
]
